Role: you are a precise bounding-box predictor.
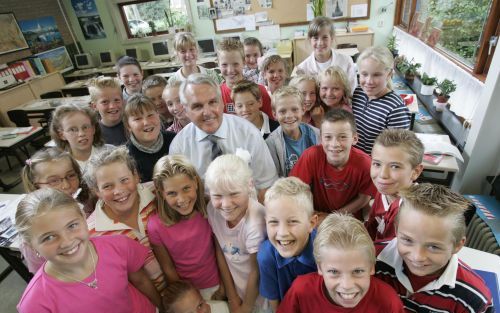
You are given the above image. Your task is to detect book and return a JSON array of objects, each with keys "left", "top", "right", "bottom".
[
  {"left": 416, "top": 133, "right": 464, "bottom": 162},
  {"left": 423, "top": 153, "right": 444, "bottom": 165}
]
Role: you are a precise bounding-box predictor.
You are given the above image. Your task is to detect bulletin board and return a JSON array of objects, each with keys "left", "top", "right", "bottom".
[{"left": 211, "top": 0, "right": 370, "bottom": 33}]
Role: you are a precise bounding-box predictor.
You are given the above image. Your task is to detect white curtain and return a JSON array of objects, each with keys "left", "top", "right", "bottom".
[{"left": 394, "top": 27, "right": 484, "bottom": 120}]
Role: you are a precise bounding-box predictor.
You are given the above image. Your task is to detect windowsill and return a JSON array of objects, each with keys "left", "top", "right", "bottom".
[{"left": 396, "top": 69, "right": 469, "bottom": 152}]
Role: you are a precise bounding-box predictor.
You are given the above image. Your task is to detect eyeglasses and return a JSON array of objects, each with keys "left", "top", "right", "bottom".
[
  {"left": 36, "top": 172, "right": 79, "bottom": 187},
  {"left": 63, "top": 124, "right": 93, "bottom": 136}
]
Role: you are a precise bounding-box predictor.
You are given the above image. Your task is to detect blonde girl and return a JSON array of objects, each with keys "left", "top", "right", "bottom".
[
  {"left": 162, "top": 79, "right": 191, "bottom": 133},
  {"left": 261, "top": 54, "right": 288, "bottom": 95},
  {"left": 205, "top": 154, "right": 268, "bottom": 313},
  {"left": 171, "top": 32, "right": 222, "bottom": 84},
  {"left": 20, "top": 148, "right": 95, "bottom": 273},
  {"left": 16, "top": 188, "right": 161, "bottom": 313},
  {"left": 49, "top": 104, "right": 111, "bottom": 172},
  {"left": 289, "top": 74, "right": 320, "bottom": 126},
  {"left": 296, "top": 16, "right": 357, "bottom": 93},
  {"left": 149, "top": 155, "right": 222, "bottom": 300},
  {"left": 352, "top": 46, "right": 411, "bottom": 154},
  {"left": 83, "top": 146, "right": 167, "bottom": 292},
  {"left": 318, "top": 65, "right": 352, "bottom": 112}
]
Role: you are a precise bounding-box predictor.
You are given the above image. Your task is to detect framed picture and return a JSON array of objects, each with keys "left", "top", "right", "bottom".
[
  {"left": 0, "top": 12, "right": 29, "bottom": 55},
  {"left": 35, "top": 46, "right": 74, "bottom": 74}
]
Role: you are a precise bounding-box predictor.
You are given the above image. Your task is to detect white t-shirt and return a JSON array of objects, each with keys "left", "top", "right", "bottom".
[{"left": 207, "top": 198, "right": 266, "bottom": 299}]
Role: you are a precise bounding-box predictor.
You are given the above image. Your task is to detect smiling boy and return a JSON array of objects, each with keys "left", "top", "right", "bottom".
[
  {"left": 257, "top": 177, "right": 318, "bottom": 311},
  {"left": 366, "top": 129, "right": 424, "bottom": 241},
  {"left": 266, "top": 86, "right": 319, "bottom": 177},
  {"left": 232, "top": 80, "right": 279, "bottom": 139},
  {"left": 217, "top": 38, "right": 273, "bottom": 118},
  {"left": 289, "top": 109, "right": 376, "bottom": 221},
  {"left": 277, "top": 213, "right": 404, "bottom": 312},
  {"left": 88, "top": 76, "right": 127, "bottom": 146},
  {"left": 375, "top": 184, "right": 493, "bottom": 312}
]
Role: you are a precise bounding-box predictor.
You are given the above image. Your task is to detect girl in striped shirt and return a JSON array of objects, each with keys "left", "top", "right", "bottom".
[{"left": 351, "top": 46, "right": 411, "bottom": 154}]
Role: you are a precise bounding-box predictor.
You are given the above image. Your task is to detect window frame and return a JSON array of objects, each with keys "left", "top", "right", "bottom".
[
  {"left": 108, "top": 0, "right": 193, "bottom": 42},
  {"left": 393, "top": 0, "right": 499, "bottom": 80}
]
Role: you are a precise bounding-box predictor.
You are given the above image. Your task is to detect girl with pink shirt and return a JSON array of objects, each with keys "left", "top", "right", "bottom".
[
  {"left": 16, "top": 188, "right": 162, "bottom": 313},
  {"left": 149, "top": 155, "right": 223, "bottom": 300}
]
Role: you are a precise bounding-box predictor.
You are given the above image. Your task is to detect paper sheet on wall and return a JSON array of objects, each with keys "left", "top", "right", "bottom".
[
  {"left": 259, "top": 24, "right": 281, "bottom": 41},
  {"left": 216, "top": 15, "right": 255, "bottom": 31},
  {"left": 245, "top": 15, "right": 256, "bottom": 31},
  {"left": 306, "top": 3, "right": 314, "bottom": 21},
  {"left": 255, "top": 11, "right": 268, "bottom": 23},
  {"left": 351, "top": 4, "right": 368, "bottom": 18}
]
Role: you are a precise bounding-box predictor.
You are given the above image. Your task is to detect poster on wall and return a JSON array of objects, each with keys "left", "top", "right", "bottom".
[
  {"left": 0, "top": 13, "right": 29, "bottom": 55},
  {"left": 213, "top": 0, "right": 251, "bottom": 18},
  {"left": 71, "top": 0, "right": 106, "bottom": 40},
  {"left": 19, "top": 16, "right": 64, "bottom": 54},
  {"left": 35, "top": 46, "right": 74, "bottom": 74},
  {"left": 326, "top": 0, "right": 348, "bottom": 19}
]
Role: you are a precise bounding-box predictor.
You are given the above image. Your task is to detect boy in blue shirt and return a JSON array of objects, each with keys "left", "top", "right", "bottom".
[
  {"left": 266, "top": 86, "right": 320, "bottom": 177},
  {"left": 257, "top": 177, "right": 318, "bottom": 311}
]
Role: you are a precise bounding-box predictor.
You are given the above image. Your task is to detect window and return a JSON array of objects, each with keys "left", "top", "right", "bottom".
[
  {"left": 118, "top": 0, "right": 190, "bottom": 38},
  {"left": 395, "top": 0, "right": 499, "bottom": 77}
]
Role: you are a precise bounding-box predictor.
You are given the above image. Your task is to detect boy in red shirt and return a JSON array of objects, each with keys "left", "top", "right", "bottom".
[
  {"left": 289, "top": 109, "right": 375, "bottom": 221},
  {"left": 216, "top": 38, "right": 273, "bottom": 117},
  {"left": 376, "top": 184, "right": 493, "bottom": 312},
  {"left": 365, "top": 129, "right": 424, "bottom": 241},
  {"left": 278, "top": 213, "right": 404, "bottom": 312}
]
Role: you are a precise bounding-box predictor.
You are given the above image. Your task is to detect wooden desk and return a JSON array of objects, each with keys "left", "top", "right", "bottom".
[
  {"left": 416, "top": 133, "right": 460, "bottom": 186},
  {"left": 0, "top": 193, "right": 32, "bottom": 283},
  {"left": 64, "top": 56, "right": 219, "bottom": 80},
  {"left": 16, "top": 96, "right": 91, "bottom": 111}
]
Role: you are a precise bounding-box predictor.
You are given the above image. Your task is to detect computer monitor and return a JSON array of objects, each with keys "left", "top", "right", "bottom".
[
  {"left": 150, "top": 40, "right": 170, "bottom": 61},
  {"left": 197, "top": 38, "right": 216, "bottom": 55},
  {"left": 99, "top": 51, "right": 116, "bottom": 67},
  {"left": 125, "top": 47, "right": 139, "bottom": 60},
  {"left": 222, "top": 35, "right": 241, "bottom": 43},
  {"left": 74, "top": 53, "right": 95, "bottom": 70}
]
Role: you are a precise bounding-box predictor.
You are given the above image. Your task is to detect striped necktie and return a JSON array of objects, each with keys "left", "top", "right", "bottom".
[{"left": 207, "top": 134, "right": 222, "bottom": 160}]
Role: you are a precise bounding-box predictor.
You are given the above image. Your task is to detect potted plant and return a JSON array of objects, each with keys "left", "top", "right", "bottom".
[
  {"left": 312, "top": 0, "right": 325, "bottom": 17},
  {"left": 395, "top": 57, "right": 421, "bottom": 81},
  {"left": 387, "top": 35, "right": 398, "bottom": 57},
  {"left": 420, "top": 73, "right": 437, "bottom": 95},
  {"left": 434, "top": 78, "right": 457, "bottom": 111}
]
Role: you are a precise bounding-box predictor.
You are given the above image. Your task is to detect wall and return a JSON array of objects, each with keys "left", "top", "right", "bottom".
[
  {"left": 57, "top": 0, "right": 396, "bottom": 59},
  {"left": 0, "top": 0, "right": 74, "bottom": 64},
  {"left": 451, "top": 47, "right": 500, "bottom": 194}
]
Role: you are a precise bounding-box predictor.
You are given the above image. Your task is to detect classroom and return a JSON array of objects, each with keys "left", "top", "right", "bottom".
[{"left": 0, "top": 0, "right": 499, "bottom": 312}]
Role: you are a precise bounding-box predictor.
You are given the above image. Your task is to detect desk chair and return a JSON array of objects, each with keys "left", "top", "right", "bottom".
[
  {"left": 40, "top": 91, "right": 64, "bottom": 99},
  {"left": 61, "top": 87, "right": 89, "bottom": 97}
]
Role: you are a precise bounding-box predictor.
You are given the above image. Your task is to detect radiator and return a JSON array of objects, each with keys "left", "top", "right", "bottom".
[{"left": 466, "top": 213, "right": 500, "bottom": 256}]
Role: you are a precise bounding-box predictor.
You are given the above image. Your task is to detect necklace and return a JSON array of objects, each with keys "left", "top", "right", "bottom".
[{"left": 50, "top": 243, "right": 98, "bottom": 289}]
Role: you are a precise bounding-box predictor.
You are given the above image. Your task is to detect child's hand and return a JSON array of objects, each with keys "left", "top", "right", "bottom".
[
  {"left": 211, "top": 285, "right": 226, "bottom": 301},
  {"left": 310, "top": 105, "right": 325, "bottom": 127}
]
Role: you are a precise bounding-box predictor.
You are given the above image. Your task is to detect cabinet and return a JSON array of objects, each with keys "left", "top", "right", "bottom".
[
  {"left": 0, "top": 72, "right": 65, "bottom": 126},
  {"left": 293, "top": 29, "right": 375, "bottom": 66}
]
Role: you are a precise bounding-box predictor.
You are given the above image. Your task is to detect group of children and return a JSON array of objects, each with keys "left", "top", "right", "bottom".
[{"left": 12, "top": 14, "right": 493, "bottom": 313}]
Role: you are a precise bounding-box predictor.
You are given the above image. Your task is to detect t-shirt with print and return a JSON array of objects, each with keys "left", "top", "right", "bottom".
[{"left": 283, "top": 124, "right": 318, "bottom": 175}]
